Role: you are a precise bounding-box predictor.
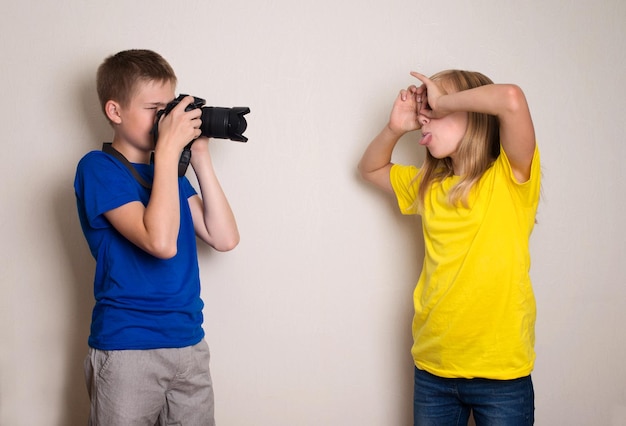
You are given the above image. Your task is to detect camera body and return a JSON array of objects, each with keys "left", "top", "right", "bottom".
[{"left": 152, "top": 94, "right": 250, "bottom": 176}]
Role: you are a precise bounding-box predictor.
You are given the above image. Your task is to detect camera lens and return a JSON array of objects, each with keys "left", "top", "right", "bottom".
[{"left": 200, "top": 107, "right": 250, "bottom": 142}]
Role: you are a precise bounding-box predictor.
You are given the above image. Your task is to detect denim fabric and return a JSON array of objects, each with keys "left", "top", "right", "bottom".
[{"left": 413, "top": 367, "right": 534, "bottom": 426}]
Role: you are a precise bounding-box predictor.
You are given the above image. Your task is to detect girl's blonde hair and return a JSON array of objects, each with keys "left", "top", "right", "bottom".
[{"left": 416, "top": 70, "right": 500, "bottom": 208}]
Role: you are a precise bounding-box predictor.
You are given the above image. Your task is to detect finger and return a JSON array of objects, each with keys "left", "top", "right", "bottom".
[
  {"left": 189, "top": 108, "right": 202, "bottom": 120},
  {"left": 410, "top": 71, "right": 428, "bottom": 84},
  {"left": 402, "top": 85, "right": 421, "bottom": 102},
  {"left": 172, "top": 95, "right": 195, "bottom": 112},
  {"left": 419, "top": 102, "right": 434, "bottom": 118},
  {"left": 399, "top": 89, "right": 409, "bottom": 101}
]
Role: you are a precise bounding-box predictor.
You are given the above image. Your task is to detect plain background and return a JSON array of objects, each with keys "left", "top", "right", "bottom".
[{"left": 1, "top": 1, "right": 625, "bottom": 425}]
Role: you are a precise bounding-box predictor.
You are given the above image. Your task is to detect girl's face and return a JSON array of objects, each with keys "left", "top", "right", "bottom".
[
  {"left": 418, "top": 107, "right": 468, "bottom": 173},
  {"left": 418, "top": 111, "right": 468, "bottom": 156}
]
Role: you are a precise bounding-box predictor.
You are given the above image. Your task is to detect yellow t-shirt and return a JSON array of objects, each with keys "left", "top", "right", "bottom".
[{"left": 390, "top": 146, "right": 541, "bottom": 379}]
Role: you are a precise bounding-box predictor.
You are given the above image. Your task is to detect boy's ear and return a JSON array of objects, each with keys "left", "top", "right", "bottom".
[{"left": 104, "top": 100, "right": 122, "bottom": 124}]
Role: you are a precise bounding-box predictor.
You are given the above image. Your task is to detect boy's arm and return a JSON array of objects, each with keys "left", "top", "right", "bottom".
[
  {"left": 104, "top": 147, "right": 182, "bottom": 259},
  {"left": 104, "top": 97, "right": 203, "bottom": 259},
  {"left": 411, "top": 72, "right": 536, "bottom": 182},
  {"left": 187, "top": 137, "right": 240, "bottom": 252},
  {"left": 358, "top": 84, "right": 422, "bottom": 193}
]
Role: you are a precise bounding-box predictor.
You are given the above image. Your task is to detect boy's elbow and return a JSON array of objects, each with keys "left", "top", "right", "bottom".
[
  {"left": 148, "top": 240, "right": 178, "bottom": 259},
  {"left": 213, "top": 235, "right": 240, "bottom": 252},
  {"left": 153, "top": 247, "right": 178, "bottom": 260},
  {"left": 209, "top": 228, "right": 240, "bottom": 252}
]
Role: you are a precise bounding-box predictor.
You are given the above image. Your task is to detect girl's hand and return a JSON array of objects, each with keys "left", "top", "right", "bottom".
[
  {"left": 410, "top": 71, "right": 447, "bottom": 119},
  {"left": 389, "top": 84, "right": 421, "bottom": 134}
]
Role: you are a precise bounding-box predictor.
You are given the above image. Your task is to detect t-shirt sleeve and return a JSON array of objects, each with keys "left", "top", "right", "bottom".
[
  {"left": 180, "top": 176, "right": 198, "bottom": 200},
  {"left": 390, "top": 164, "right": 420, "bottom": 215},
  {"left": 496, "top": 144, "right": 541, "bottom": 207},
  {"left": 74, "top": 152, "right": 144, "bottom": 230}
]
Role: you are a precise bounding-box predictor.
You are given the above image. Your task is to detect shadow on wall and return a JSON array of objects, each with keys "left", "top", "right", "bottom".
[
  {"left": 54, "top": 178, "right": 92, "bottom": 425},
  {"left": 355, "top": 119, "right": 481, "bottom": 425},
  {"left": 53, "top": 68, "right": 112, "bottom": 426}
]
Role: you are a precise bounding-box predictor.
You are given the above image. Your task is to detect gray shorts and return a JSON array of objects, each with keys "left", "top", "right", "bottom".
[{"left": 84, "top": 340, "right": 215, "bottom": 426}]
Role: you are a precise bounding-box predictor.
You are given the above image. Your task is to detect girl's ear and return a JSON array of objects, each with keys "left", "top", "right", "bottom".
[{"left": 104, "top": 100, "right": 122, "bottom": 124}]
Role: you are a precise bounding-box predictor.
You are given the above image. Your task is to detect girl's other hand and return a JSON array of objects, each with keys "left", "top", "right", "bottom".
[{"left": 389, "top": 84, "right": 421, "bottom": 135}]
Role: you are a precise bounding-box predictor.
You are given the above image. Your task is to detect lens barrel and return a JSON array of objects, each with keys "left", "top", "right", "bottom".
[
  {"left": 200, "top": 106, "right": 250, "bottom": 142},
  {"left": 153, "top": 95, "right": 250, "bottom": 176}
]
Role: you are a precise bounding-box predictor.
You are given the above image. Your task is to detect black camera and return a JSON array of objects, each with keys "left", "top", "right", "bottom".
[{"left": 152, "top": 94, "right": 250, "bottom": 176}]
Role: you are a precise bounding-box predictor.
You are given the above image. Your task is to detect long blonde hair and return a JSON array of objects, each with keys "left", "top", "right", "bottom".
[{"left": 416, "top": 70, "right": 500, "bottom": 208}]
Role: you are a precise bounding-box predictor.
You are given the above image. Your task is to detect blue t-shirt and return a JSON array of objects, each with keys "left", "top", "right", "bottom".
[{"left": 74, "top": 150, "right": 204, "bottom": 350}]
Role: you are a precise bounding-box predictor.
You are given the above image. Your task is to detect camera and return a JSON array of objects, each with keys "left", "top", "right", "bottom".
[{"left": 152, "top": 94, "right": 250, "bottom": 176}]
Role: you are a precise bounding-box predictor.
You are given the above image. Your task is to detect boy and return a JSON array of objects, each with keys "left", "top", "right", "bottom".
[{"left": 74, "top": 49, "right": 239, "bottom": 425}]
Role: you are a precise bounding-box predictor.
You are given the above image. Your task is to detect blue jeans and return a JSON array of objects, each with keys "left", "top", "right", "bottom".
[{"left": 413, "top": 367, "right": 534, "bottom": 426}]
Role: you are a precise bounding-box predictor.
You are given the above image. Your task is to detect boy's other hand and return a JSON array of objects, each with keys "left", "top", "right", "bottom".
[{"left": 155, "top": 96, "right": 203, "bottom": 153}]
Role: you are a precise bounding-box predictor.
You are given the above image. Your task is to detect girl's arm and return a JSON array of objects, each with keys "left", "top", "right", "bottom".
[
  {"left": 411, "top": 72, "right": 536, "bottom": 182},
  {"left": 358, "top": 85, "right": 422, "bottom": 193},
  {"left": 187, "top": 138, "right": 240, "bottom": 252}
]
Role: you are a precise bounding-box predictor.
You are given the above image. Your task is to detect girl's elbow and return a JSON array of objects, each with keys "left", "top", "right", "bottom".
[
  {"left": 358, "top": 163, "right": 376, "bottom": 183},
  {"left": 504, "top": 85, "right": 527, "bottom": 113},
  {"left": 357, "top": 160, "right": 365, "bottom": 175}
]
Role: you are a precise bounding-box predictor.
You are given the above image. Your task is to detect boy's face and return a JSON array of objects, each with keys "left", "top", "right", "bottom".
[{"left": 114, "top": 79, "right": 175, "bottom": 153}]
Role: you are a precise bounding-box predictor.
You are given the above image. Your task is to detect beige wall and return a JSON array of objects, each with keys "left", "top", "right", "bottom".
[{"left": 1, "top": 0, "right": 625, "bottom": 424}]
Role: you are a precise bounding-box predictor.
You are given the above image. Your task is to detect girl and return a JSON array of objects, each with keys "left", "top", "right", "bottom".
[{"left": 358, "top": 70, "right": 540, "bottom": 426}]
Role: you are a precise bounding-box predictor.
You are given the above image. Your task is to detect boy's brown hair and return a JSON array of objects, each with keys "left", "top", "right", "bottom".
[{"left": 96, "top": 49, "right": 177, "bottom": 121}]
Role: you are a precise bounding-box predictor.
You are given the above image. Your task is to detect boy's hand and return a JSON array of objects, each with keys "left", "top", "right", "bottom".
[
  {"left": 189, "top": 136, "right": 210, "bottom": 156},
  {"left": 155, "top": 96, "right": 203, "bottom": 152}
]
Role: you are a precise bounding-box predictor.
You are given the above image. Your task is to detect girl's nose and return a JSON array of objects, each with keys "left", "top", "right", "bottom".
[{"left": 419, "top": 114, "right": 429, "bottom": 125}]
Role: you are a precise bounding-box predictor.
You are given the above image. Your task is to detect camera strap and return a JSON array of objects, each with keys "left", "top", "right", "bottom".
[{"left": 101, "top": 143, "right": 152, "bottom": 189}]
